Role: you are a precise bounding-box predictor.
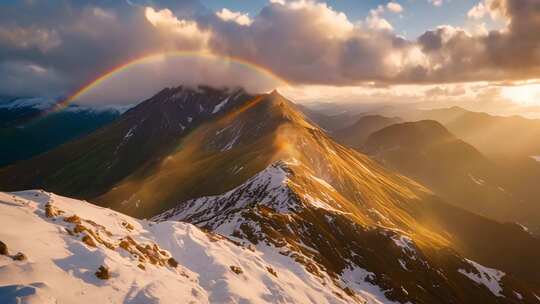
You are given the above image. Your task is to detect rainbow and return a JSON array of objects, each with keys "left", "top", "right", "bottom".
[{"left": 46, "top": 50, "right": 289, "bottom": 116}]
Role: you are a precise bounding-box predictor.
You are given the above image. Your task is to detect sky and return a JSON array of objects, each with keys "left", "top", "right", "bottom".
[{"left": 1, "top": 0, "right": 540, "bottom": 116}]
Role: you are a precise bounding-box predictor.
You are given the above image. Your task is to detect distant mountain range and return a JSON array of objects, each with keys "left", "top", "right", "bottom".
[
  {"left": 2, "top": 86, "right": 540, "bottom": 303},
  {"left": 0, "top": 97, "right": 127, "bottom": 166},
  {"left": 361, "top": 119, "right": 540, "bottom": 232},
  {"left": 405, "top": 106, "right": 540, "bottom": 160},
  {"left": 333, "top": 115, "right": 402, "bottom": 149}
]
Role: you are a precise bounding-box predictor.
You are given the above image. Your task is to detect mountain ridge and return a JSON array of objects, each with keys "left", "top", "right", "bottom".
[{"left": 2, "top": 86, "right": 540, "bottom": 302}]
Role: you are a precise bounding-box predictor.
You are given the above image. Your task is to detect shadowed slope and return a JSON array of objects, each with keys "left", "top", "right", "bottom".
[
  {"left": 0, "top": 86, "right": 253, "bottom": 198},
  {"left": 363, "top": 120, "right": 540, "bottom": 230},
  {"left": 333, "top": 115, "right": 402, "bottom": 149}
]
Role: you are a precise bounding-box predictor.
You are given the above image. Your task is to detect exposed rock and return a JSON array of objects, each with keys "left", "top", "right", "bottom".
[
  {"left": 167, "top": 257, "right": 178, "bottom": 268},
  {"left": 121, "top": 221, "right": 134, "bottom": 231},
  {"left": 230, "top": 265, "right": 243, "bottom": 275},
  {"left": 266, "top": 266, "right": 278, "bottom": 277},
  {"left": 64, "top": 215, "right": 81, "bottom": 224},
  {"left": 82, "top": 234, "right": 96, "bottom": 247},
  {"left": 0, "top": 240, "right": 7, "bottom": 255},
  {"left": 12, "top": 252, "right": 26, "bottom": 261},
  {"left": 45, "top": 203, "right": 63, "bottom": 218},
  {"left": 95, "top": 265, "right": 110, "bottom": 280}
]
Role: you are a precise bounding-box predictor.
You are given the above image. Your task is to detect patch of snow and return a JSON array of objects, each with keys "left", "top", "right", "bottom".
[
  {"left": 230, "top": 166, "right": 244, "bottom": 175},
  {"left": 309, "top": 174, "right": 335, "bottom": 191},
  {"left": 221, "top": 129, "right": 241, "bottom": 151},
  {"left": 123, "top": 125, "right": 137, "bottom": 140},
  {"left": 515, "top": 222, "right": 530, "bottom": 233},
  {"left": 391, "top": 234, "right": 416, "bottom": 256},
  {"left": 468, "top": 173, "right": 485, "bottom": 186},
  {"left": 368, "top": 208, "right": 391, "bottom": 223},
  {"left": 398, "top": 259, "right": 408, "bottom": 271},
  {"left": 530, "top": 156, "right": 540, "bottom": 162},
  {"left": 340, "top": 265, "right": 400, "bottom": 304},
  {"left": 212, "top": 96, "right": 230, "bottom": 114},
  {"left": 458, "top": 259, "right": 505, "bottom": 297},
  {"left": 302, "top": 194, "right": 345, "bottom": 214}
]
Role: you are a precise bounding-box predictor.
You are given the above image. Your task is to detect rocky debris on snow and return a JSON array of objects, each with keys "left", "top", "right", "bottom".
[
  {"left": 95, "top": 265, "right": 110, "bottom": 280},
  {"left": 45, "top": 203, "right": 63, "bottom": 218},
  {"left": 167, "top": 257, "right": 178, "bottom": 268},
  {"left": 0, "top": 240, "right": 7, "bottom": 255},
  {"left": 230, "top": 265, "right": 243, "bottom": 275},
  {"left": 12, "top": 252, "right": 26, "bottom": 261}
]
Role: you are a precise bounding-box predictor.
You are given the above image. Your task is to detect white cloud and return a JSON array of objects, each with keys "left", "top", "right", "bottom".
[
  {"left": 467, "top": 0, "right": 505, "bottom": 21},
  {"left": 468, "top": 2, "right": 487, "bottom": 19},
  {"left": 216, "top": 8, "right": 253, "bottom": 26},
  {"left": 364, "top": 5, "right": 394, "bottom": 31},
  {"left": 386, "top": 2, "right": 403, "bottom": 13},
  {"left": 145, "top": 6, "right": 210, "bottom": 49},
  {"left": 428, "top": 0, "right": 444, "bottom": 7}
]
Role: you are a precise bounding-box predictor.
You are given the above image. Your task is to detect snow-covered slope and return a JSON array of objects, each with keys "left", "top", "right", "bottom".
[{"left": 0, "top": 190, "right": 398, "bottom": 304}]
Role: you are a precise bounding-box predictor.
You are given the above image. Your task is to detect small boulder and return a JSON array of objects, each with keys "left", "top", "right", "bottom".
[
  {"left": 82, "top": 235, "right": 96, "bottom": 247},
  {"left": 266, "top": 266, "right": 278, "bottom": 277},
  {"left": 167, "top": 257, "right": 178, "bottom": 268},
  {"left": 45, "top": 203, "right": 62, "bottom": 218},
  {"left": 64, "top": 215, "right": 81, "bottom": 224},
  {"left": 95, "top": 265, "right": 110, "bottom": 280},
  {"left": 12, "top": 252, "right": 26, "bottom": 261},
  {"left": 0, "top": 241, "right": 7, "bottom": 255},
  {"left": 230, "top": 265, "right": 243, "bottom": 275}
]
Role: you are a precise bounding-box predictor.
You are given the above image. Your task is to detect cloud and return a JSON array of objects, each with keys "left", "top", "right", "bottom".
[
  {"left": 468, "top": 2, "right": 488, "bottom": 19},
  {"left": 216, "top": 8, "right": 253, "bottom": 26},
  {"left": 428, "top": 0, "right": 444, "bottom": 7},
  {"left": 0, "top": 0, "right": 540, "bottom": 105},
  {"left": 0, "top": 61, "right": 66, "bottom": 97},
  {"left": 144, "top": 6, "right": 211, "bottom": 49},
  {"left": 386, "top": 2, "right": 403, "bottom": 13},
  {"left": 0, "top": 26, "right": 61, "bottom": 52},
  {"left": 73, "top": 55, "right": 283, "bottom": 105},
  {"left": 365, "top": 5, "right": 394, "bottom": 31}
]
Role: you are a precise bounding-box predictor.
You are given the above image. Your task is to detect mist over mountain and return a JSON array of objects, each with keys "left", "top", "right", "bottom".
[
  {"left": 358, "top": 120, "right": 540, "bottom": 232},
  {"left": 402, "top": 106, "right": 540, "bottom": 160}
]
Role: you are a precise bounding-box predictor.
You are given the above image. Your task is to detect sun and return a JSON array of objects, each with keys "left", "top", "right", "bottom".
[{"left": 501, "top": 84, "right": 540, "bottom": 106}]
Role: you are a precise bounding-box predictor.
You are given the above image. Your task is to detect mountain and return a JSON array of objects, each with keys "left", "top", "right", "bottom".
[
  {"left": 0, "top": 97, "right": 58, "bottom": 128},
  {"left": 295, "top": 104, "right": 364, "bottom": 132},
  {"left": 0, "top": 103, "right": 123, "bottom": 166},
  {"left": 0, "top": 86, "right": 253, "bottom": 198},
  {"left": 1, "top": 190, "right": 372, "bottom": 303},
  {"left": 362, "top": 120, "right": 540, "bottom": 231},
  {"left": 406, "top": 106, "right": 540, "bottom": 159},
  {"left": 333, "top": 115, "right": 402, "bottom": 149},
  {"left": 2, "top": 88, "right": 540, "bottom": 302}
]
